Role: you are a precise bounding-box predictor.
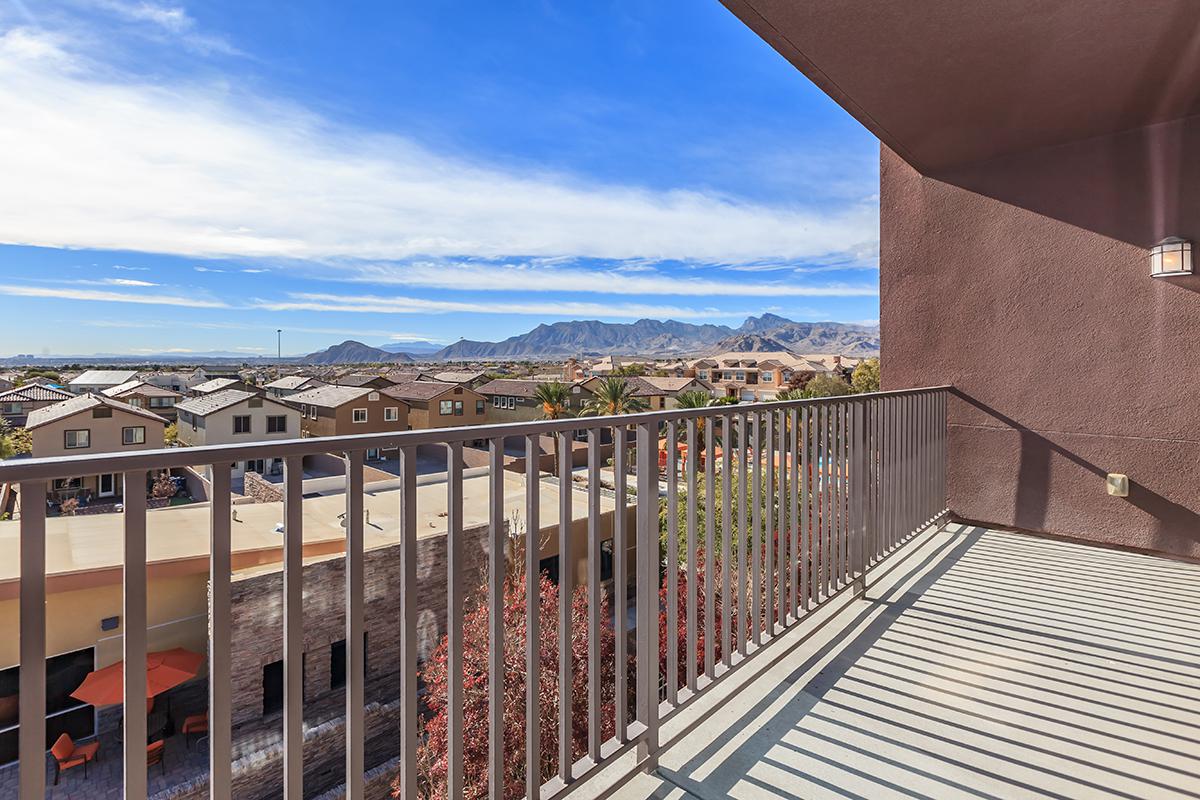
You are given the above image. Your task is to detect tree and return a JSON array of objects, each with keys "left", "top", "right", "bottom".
[
  {"left": 772, "top": 387, "right": 806, "bottom": 402},
  {"left": 407, "top": 572, "right": 619, "bottom": 799},
  {"left": 802, "top": 374, "right": 853, "bottom": 398},
  {"left": 532, "top": 382, "right": 573, "bottom": 478},
  {"left": 5, "top": 427, "right": 31, "bottom": 456},
  {"left": 850, "top": 357, "right": 880, "bottom": 394},
  {"left": 673, "top": 390, "right": 712, "bottom": 410},
  {"left": 150, "top": 472, "right": 177, "bottom": 500},
  {"left": 580, "top": 377, "right": 648, "bottom": 417},
  {"left": 163, "top": 422, "right": 179, "bottom": 446},
  {"left": 612, "top": 363, "right": 646, "bottom": 377}
]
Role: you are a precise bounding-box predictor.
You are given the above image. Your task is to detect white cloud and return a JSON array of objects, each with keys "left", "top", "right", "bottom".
[
  {"left": 0, "top": 27, "right": 878, "bottom": 270},
  {"left": 193, "top": 266, "right": 227, "bottom": 273},
  {"left": 91, "top": 1, "right": 239, "bottom": 55},
  {"left": 258, "top": 292, "right": 748, "bottom": 320},
  {"left": 0, "top": 283, "right": 226, "bottom": 308},
  {"left": 347, "top": 261, "right": 877, "bottom": 298},
  {"left": 100, "top": 277, "right": 158, "bottom": 286},
  {"left": 112, "top": 264, "right": 150, "bottom": 271}
]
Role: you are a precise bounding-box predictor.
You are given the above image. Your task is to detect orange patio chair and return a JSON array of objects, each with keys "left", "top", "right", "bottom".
[
  {"left": 182, "top": 711, "right": 208, "bottom": 748},
  {"left": 50, "top": 732, "right": 100, "bottom": 785},
  {"left": 146, "top": 739, "right": 166, "bottom": 776}
]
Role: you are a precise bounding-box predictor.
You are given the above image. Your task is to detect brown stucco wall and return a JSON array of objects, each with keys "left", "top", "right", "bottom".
[{"left": 880, "top": 138, "right": 1200, "bottom": 558}]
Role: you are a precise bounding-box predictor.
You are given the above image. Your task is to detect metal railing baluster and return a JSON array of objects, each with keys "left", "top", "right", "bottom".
[
  {"left": 344, "top": 450, "right": 365, "bottom": 800},
  {"left": 488, "top": 438, "right": 505, "bottom": 800},
  {"left": 209, "top": 465, "right": 233, "bottom": 799},
  {"left": 283, "top": 456, "right": 304, "bottom": 799},
  {"left": 17, "top": 479, "right": 45, "bottom": 800}
]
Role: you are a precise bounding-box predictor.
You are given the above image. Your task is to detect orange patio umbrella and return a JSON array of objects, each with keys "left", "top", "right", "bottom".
[{"left": 70, "top": 647, "right": 203, "bottom": 707}]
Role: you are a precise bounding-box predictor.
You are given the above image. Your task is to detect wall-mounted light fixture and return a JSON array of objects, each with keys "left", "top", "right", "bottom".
[{"left": 1150, "top": 236, "right": 1193, "bottom": 277}]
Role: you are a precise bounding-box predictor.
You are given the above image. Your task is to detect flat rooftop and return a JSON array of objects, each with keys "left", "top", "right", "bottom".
[
  {"left": 0, "top": 471, "right": 610, "bottom": 596},
  {"left": 596, "top": 524, "right": 1200, "bottom": 800}
]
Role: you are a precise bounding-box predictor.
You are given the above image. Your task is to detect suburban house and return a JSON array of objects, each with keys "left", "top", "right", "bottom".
[
  {"left": 382, "top": 369, "right": 434, "bottom": 384},
  {"left": 175, "top": 389, "right": 300, "bottom": 478},
  {"left": 26, "top": 394, "right": 167, "bottom": 507},
  {"left": 476, "top": 378, "right": 596, "bottom": 423},
  {"left": 0, "top": 374, "right": 14, "bottom": 392},
  {"left": 263, "top": 374, "right": 328, "bottom": 399},
  {"left": 189, "top": 376, "right": 258, "bottom": 396},
  {"left": 334, "top": 373, "right": 396, "bottom": 390},
  {"left": 100, "top": 380, "right": 183, "bottom": 422},
  {"left": 684, "top": 351, "right": 849, "bottom": 400},
  {"left": 282, "top": 384, "right": 410, "bottom": 460},
  {"left": 430, "top": 370, "right": 490, "bottom": 389},
  {"left": 143, "top": 368, "right": 210, "bottom": 392},
  {"left": 382, "top": 381, "right": 486, "bottom": 429},
  {"left": 575, "top": 375, "right": 713, "bottom": 410},
  {"left": 0, "top": 383, "right": 72, "bottom": 426},
  {"left": 66, "top": 369, "right": 139, "bottom": 394}
]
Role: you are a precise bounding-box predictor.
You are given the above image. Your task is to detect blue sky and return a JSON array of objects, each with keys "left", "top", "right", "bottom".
[{"left": 0, "top": 1, "right": 879, "bottom": 357}]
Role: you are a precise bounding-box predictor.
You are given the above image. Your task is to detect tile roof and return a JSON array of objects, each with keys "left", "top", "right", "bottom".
[
  {"left": 191, "top": 377, "right": 243, "bottom": 394},
  {"left": 26, "top": 394, "right": 168, "bottom": 430},
  {"left": 101, "top": 380, "right": 182, "bottom": 399},
  {"left": 263, "top": 375, "right": 324, "bottom": 391},
  {"left": 335, "top": 373, "right": 393, "bottom": 387},
  {"left": 638, "top": 376, "right": 712, "bottom": 393},
  {"left": 67, "top": 369, "right": 139, "bottom": 387},
  {"left": 475, "top": 379, "right": 562, "bottom": 399},
  {"left": 382, "top": 381, "right": 462, "bottom": 402},
  {"left": 434, "top": 371, "right": 487, "bottom": 384},
  {"left": 285, "top": 384, "right": 375, "bottom": 408},
  {"left": 176, "top": 388, "right": 262, "bottom": 416},
  {"left": 0, "top": 384, "right": 73, "bottom": 403}
]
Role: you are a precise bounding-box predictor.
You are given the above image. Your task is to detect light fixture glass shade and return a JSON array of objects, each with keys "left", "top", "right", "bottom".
[{"left": 1150, "top": 237, "right": 1193, "bottom": 277}]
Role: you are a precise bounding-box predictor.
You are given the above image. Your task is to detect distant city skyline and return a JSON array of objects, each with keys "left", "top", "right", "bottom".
[{"left": 0, "top": 1, "right": 880, "bottom": 356}]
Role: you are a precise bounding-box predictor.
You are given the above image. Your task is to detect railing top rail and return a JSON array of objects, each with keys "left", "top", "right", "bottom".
[{"left": 0, "top": 386, "right": 951, "bottom": 482}]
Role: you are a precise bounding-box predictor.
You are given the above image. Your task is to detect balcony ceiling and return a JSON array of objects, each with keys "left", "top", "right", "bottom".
[{"left": 722, "top": 0, "right": 1200, "bottom": 172}]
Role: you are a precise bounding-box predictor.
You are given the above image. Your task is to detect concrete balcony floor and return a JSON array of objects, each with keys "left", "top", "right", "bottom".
[{"left": 614, "top": 524, "right": 1200, "bottom": 800}]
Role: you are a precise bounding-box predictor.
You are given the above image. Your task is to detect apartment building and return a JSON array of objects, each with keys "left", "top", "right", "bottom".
[
  {"left": 283, "top": 384, "right": 410, "bottom": 459},
  {"left": 476, "top": 379, "right": 595, "bottom": 423},
  {"left": 27, "top": 394, "right": 167, "bottom": 506},
  {"left": 382, "top": 381, "right": 486, "bottom": 429},
  {"left": 175, "top": 389, "right": 300, "bottom": 478},
  {"left": 101, "top": 380, "right": 183, "bottom": 422},
  {"left": 0, "top": 383, "right": 72, "bottom": 426},
  {"left": 263, "top": 374, "right": 327, "bottom": 399},
  {"left": 66, "top": 369, "right": 139, "bottom": 394}
]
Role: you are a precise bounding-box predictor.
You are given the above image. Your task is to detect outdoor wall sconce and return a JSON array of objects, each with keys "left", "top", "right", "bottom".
[{"left": 1150, "top": 237, "right": 1193, "bottom": 277}]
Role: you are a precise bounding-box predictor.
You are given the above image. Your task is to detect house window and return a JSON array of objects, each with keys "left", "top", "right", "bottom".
[
  {"left": 492, "top": 396, "right": 500, "bottom": 407},
  {"left": 122, "top": 426, "right": 145, "bottom": 445},
  {"left": 506, "top": 397, "right": 516, "bottom": 409},
  {"left": 475, "top": 400, "right": 485, "bottom": 415},
  {"left": 330, "top": 633, "right": 368, "bottom": 690},
  {"left": 309, "top": 407, "right": 317, "bottom": 420},
  {"left": 453, "top": 400, "right": 463, "bottom": 416},
  {"left": 299, "top": 403, "right": 307, "bottom": 417},
  {"left": 64, "top": 429, "right": 89, "bottom": 449},
  {"left": 0, "top": 647, "right": 96, "bottom": 767},
  {"left": 128, "top": 398, "right": 143, "bottom": 408},
  {"left": 699, "top": 370, "right": 709, "bottom": 380},
  {"left": 723, "top": 372, "right": 733, "bottom": 381},
  {"left": 233, "top": 415, "right": 251, "bottom": 434},
  {"left": 149, "top": 397, "right": 173, "bottom": 408},
  {"left": 267, "top": 415, "right": 288, "bottom": 433},
  {"left": 52, "top": 477, "right": 82, "bottom": 491},
  {"left": 368, "top": 391, "right": 379, "bottom": 401},
  {"left": 735, "top": 371, "right": 745, "bottom": 381},
  {"left": 262, "top": 660, "right": 283, "bottom": 716},
  {"left": 439, "top": 400, "right": 454, "bottom": 416},
  {"left": 352, "top": 408, "right": 368, "bottom": 423},
  {"left": 384, "top": 407, "right": 399, "bottom": 422},
  {"left": 761, "top": 372, "right": 773, "bottom": 383}
]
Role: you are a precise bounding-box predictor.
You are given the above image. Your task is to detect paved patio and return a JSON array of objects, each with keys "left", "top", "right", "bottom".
[{"left": 615, "top": 524, "right": 1200, "bottom": 800}]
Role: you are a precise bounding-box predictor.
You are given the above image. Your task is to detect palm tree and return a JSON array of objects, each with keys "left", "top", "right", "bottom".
[
  {"left": 674, "top": 389, "right": 713, "bottom": 410},
  {"left": 533, "top": 382, "right": 573, "bottom": 477},
  {"left": 580, "top": 377, "right": 648, "bottom": 417}
]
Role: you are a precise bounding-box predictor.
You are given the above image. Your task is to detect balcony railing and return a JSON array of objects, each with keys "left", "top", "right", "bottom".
[{"left": 0, "top": 386, "right": 948, "bottom": 800}]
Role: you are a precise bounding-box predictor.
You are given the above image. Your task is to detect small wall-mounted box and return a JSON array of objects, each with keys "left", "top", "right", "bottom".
[{"left": 1106, "top": 473, "right": 1129, "bottom": 497}]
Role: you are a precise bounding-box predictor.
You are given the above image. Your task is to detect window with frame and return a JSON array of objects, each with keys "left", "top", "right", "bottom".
[
  {"left": 233, "top": 415, "right": 251, "bottom": 434},
  {"left": 761, "top": 372, "right": 773, "bottom": 383},
  {"left": 128, "top": 398, "right": 143, "bottom": 408},
  {"left": 309, "top": 406, "right": 317, "bottom": 420},
  {"left": 439, "top": 400, "right": 453, "bottom": 415},
  {"left": 492, "top": 396, "right": 500, "bottom": 407},
  {"left": 64, "top": 429, "right": 89, "bottom": 449},
  {"left": 122, "top": 426, "right": 145, "bottom": 445},
  {"left": 453, "top": 400, "right": 463, "bottom": 416},
  {"left": 475, "top": 400, "right": 485, "bottom": 415},
  {"left": 698, "top": 370, "right": 708, "bottom": 379},
  {"left": 723, "top": 371, "right": 734, "bottom": 380},
  {"left": 735, "top": 371, "right": 745, "bottom": 381},
  {"left": 299, "top": 403, "right": 307, "bottom": 417},
  {"left": 52, "top": 477, "right": 82, "bottom": 491},
  {"left": 384, "top": 406, "right": 399, "bottom": 422},
  {"left": 267, "top": 415, "right": 287, "bottom": 433},
  {"left": 149, "top": 397, "right": 173, "bottom": 408},
  {"left": 352, "top": 408, "right": 368, "bottom": 423},
  {"left": 0, "top": 647, "right": 95, "bottom": 766}
]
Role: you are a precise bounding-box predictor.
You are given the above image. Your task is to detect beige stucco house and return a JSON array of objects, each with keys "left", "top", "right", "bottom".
[
  {"left": 27, "top": 394, "right": 168, "bottom": 505},
  {"left": 175, "top": 389, "right": 301, "bottom": 478}
]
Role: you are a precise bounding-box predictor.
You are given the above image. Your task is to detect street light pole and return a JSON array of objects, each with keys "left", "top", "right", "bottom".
[{"left": 277, "top": 329, "right": 282, "bottom": 364}]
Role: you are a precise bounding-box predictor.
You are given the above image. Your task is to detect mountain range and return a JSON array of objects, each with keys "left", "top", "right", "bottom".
[{"left": 303, "top": 314, "right": 879, "bottom": 364}]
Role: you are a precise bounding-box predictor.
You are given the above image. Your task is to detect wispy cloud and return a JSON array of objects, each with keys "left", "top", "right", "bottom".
[
  {"left": 112, "top": 264, "right": 150, "bottom": 271},
  {"left": 91, "top": 1, "right": 240, "bottom": 55},
  {"left": 0, "top": 283, "right": 226, "bottom": 308},
  {"left": 100, "top": 276, "right": 158, "bottom": 286},
  {"left": 0, "top": 27, "right": 877, "bottom": 269},
  {"left": 345, "top": 261, "right": 877, "bottom": 298},
  {"left": 258, "top": 292, "right": 749, "bottom": 320}
]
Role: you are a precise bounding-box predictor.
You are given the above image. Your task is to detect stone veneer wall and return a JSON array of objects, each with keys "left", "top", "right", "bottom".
[{"left": 242, "top": 470, "right": 284, "bottom": 503}]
